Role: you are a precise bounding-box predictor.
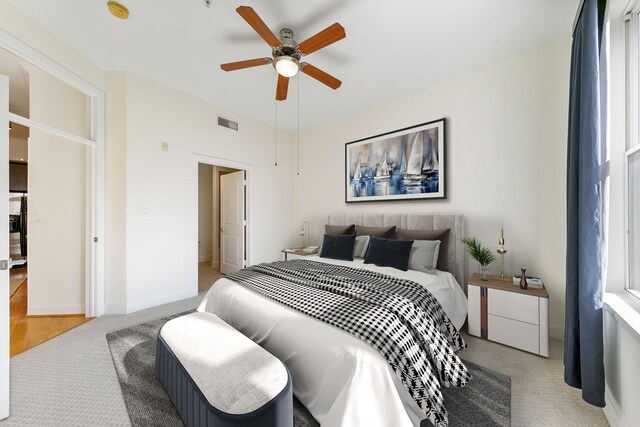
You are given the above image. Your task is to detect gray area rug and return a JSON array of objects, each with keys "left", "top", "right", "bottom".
[{"left": 107, "top": 313, "right": 510, "bottom": 427}]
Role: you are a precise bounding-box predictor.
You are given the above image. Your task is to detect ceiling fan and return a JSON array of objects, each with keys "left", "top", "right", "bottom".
[{"left": 220, "top": 6, "right": 346, "bottom": 101}]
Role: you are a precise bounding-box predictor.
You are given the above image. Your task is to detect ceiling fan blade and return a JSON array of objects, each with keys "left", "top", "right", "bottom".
[
  {"left": 297, "top": 23, "right": 346, "bottom": 55},
  {"left": 301, "top": 63, "right": 342, "bottom": 90},
  {"left": 276, "top": 74, "right": 289, "bottom": 101},
  {"left": 236, "top": 6, "right": 281, "bottom": 48},
  {"left": 220, "top": 58, "right": 272, "bottom": 72}
]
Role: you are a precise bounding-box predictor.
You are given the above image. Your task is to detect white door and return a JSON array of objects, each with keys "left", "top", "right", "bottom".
[
  {"left": 0, "top": 75, "right": 10, "bottom": 419},
  {"left": 220, "top": 171, "right": 245, "bottom": 275}
]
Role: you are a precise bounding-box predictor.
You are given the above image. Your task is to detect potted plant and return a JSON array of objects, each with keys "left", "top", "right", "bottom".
[{"left": 461, "top": 237, "right": 496, "bottom": 281}]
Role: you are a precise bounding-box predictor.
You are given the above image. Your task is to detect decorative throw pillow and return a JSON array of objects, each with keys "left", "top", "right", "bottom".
[
  {"left": 319, "top": 234, "right": 356, "bottom": 261},
  {"left": 355, "top": 225, "right": 396, "bottom": 239},
  {"left": 325, "top": 224, "right": 356, "bottom": 236},
  {"left": 396, "top": 228, "right": 451, "bottom": 271},
  {"left": 408, "top": 240, "right": 441, "bottom": 275},
  {"left": 364, "top": 236, "right": 414, "bottom": 271},
  {"left": 353, "top": 235, "right": 370, "bottom": 259}
]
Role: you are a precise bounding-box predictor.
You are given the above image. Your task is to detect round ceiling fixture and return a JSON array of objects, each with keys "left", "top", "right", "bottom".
[
  {"left": 273, "top": 56, "right": 299, "bottom": 78},
  {"left": 107, "top": 1, "right": 129, "bottom": 20}
]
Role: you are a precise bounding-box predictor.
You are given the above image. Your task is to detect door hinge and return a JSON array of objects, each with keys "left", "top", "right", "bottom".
[
  {"left": 243, "top": 180, "right": 247, "bottom": 186},
  {"left": 243, "top": 220, "right": 247, "bottom": 226},
  {"left": 243, "top": 260, "right": 248, "bottom": 268},
  {"left": 0, "top": 260, "right": 8, "bottom": 271}
]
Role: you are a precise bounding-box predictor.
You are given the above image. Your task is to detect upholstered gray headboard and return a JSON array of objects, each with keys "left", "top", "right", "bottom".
[{"left": 328, "top": 213, "right": 465, "bottom": 288}]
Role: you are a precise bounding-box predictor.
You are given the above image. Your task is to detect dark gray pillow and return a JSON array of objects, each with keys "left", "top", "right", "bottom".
[
  {"left": 325, "top": 224, "right": 356, "bottom": 235},
  {"left": 355, "top": 225, "right": 396, "bottom": 239},
  {"left": 363, "top": 236, "right": 413, "bottom": 271},
  {"left": 320, "top": 234, "right": 356, "bottom": 261},
  {"left": 396, "top": 228, "right": 450, "bottom": 272},
  {"left": 408, "top": 240, "right": 441, "bottom": 274}
]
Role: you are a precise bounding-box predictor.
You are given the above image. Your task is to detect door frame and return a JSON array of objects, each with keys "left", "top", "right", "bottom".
[
  {"left": 0, "top": 29, "right": 105, "bottom": 317},
  {"left": 193, "top": 154, "right": 253, "bottom": 275},
  {"left": 1, "top": 75, "right": 10, "bottom": 420}
]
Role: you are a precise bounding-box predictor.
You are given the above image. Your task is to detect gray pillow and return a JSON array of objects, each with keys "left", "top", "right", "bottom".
[
  {"left": 353, "top": 235, "right": 370, "bottom": 259},
  {"left": 396, "top": 228, "right": 450, "bottom": 271},
  {"left": 408, "top": 240, "right": 441, "bottom": 274}
]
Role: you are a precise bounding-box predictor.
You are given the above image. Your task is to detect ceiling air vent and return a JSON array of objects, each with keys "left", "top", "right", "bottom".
[{"left": 218, "top": 116, "right": 239, "bottom": 131}]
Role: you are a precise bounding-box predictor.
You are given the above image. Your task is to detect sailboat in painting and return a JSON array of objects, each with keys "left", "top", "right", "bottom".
[
  {"left": 374, "top": 154, "right": 391, "bottom": 182},
  {"left": 402, "top": 132, "right": 427, "bottom": 186},
  {"left": 422, "top": 138, "right": 439, "bottom": 176},
  {"left": 352, "top": 159, "right": 363, "bottom": 183}
]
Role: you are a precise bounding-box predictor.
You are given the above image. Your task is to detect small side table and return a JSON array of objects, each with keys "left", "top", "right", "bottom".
[
  {"left": 281, "top": 249, "right": 318, "bottom": 261},
  {"left": 467, "top": 273, "right": 549, "bottom": 357}
]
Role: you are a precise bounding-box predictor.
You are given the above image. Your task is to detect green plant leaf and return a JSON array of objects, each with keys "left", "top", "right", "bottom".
[{"left": 461, "top": 236, "right": 496, "bottom": 267}]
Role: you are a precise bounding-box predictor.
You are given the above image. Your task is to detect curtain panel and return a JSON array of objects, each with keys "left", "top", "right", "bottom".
[{"left": 564, "top": 0, "right": 607, "bottom": 408}]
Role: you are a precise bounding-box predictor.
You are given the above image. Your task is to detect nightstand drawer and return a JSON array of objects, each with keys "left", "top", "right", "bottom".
[
  {"left": 488, "top": 314, "right": 539, "bottom": 354},
  {"left": 488, "top": 288, "right": 539, "bottom": 325}
]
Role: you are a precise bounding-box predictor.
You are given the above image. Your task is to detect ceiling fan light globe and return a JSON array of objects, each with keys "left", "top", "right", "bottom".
[{"left": 274, "top": 56, "right": 299, "bottom": 78}]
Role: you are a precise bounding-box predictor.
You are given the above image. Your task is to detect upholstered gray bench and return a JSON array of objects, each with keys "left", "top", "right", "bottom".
[{"left": 156, "top": 312, "right": 293, "bottom": 427}]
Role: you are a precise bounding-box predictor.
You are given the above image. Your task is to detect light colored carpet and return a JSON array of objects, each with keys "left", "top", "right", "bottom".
[
  {"left": 2, "top": 291, "right": 608, "bottom": 427},
  {"left": 462, "top": 333, "right": 608, "bottom": 426}
]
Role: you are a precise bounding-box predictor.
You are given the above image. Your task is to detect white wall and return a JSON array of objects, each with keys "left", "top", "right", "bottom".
[
  {"left": 27, "top": 69, "right": 89, "bottom": 315},
  {"left": 198, "top": 163, "right": 213, "bottom": 263},
  {"left": 105, "top": 72, "right": 127, "bottom": 313},
  {"left": 122, "top": 73, "right": 296, "bottom": 313},
  {"left": 294, "top": 39, "right": 571, "bottom": 339}
]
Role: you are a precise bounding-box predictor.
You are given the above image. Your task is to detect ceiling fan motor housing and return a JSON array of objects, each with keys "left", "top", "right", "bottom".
[{"left": 274, "top": 28, "right": 301, "bottom": 61}]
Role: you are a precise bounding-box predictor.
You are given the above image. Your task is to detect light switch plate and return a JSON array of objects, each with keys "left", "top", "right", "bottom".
[{"left": 161, "top": 142, "right": 169, "bottom": 152}]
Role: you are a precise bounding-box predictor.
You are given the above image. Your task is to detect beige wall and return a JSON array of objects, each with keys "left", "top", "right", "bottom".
[
  {"left": 294, "top": 39, "right": 571, "bottom": 339},
  {"left": 123, "top": 73, "right": 296, "bottom": 313},
  {"left": 198, "top": 163, "right": 213, "bottom": 263},
  {"left": 27, "top": 69, "right": 89, "bottom": 315},
  {"left": 104, "top": 72, "right": 127, "bottom": 313}
]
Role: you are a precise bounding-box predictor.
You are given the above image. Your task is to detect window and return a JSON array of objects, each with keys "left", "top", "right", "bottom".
[{"left": 626, "top": 8, "right": 640, "bottom": 297}]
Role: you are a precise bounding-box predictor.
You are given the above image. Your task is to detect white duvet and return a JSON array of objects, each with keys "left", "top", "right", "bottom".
[{"left": 197, "top": 256, "right": 468, "bottom": 427}]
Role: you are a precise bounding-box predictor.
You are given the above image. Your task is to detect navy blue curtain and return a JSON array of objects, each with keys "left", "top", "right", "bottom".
[{"left": 565, "top": 0, "right": 607, "bottom": 408}]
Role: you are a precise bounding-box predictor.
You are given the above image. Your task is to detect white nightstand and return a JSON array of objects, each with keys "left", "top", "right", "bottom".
[
  {"left": 467, "top": 273, "right": 549, "bottom": 357},
  {"left": 281, "top": 249, "right": 318, "bottom": 261}
]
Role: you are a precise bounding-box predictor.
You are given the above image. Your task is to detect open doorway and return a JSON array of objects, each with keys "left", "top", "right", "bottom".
[
  {"left": 2, "top": 46, "right": 93, "bottom": 357},
  {"left": 197, "top": 162, "right": 246, "bottom": 293}
]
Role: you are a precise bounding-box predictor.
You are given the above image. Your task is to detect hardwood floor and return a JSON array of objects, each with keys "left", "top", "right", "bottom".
[{"left": 9, "top": 268, "right": 92, "bottom": 357}]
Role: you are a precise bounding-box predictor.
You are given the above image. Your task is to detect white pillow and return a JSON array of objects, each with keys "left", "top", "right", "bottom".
[
  {"left": 408, "top": 240, "right": 441, "bottom": 274},
  {"left": 353, "top": 235, "right": 370, "bottom": 259}
]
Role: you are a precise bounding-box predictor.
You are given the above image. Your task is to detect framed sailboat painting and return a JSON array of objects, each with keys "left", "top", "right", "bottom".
[{"left": 345, "top": 118, "right": 446, "bottom": 202}]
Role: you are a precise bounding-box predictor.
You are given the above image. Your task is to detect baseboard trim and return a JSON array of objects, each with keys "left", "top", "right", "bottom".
[
  {"left": 604, "top": 384, "right": 623, "bottom": 427},
  {"left": 27, "top": 304, "right": 85, "bottom": 316},
  {"left": 126, "top": 289, "right": 196, "bottom": 314},
  {"left": 199, "top": 255, "right": 213, "bottom": 263}
]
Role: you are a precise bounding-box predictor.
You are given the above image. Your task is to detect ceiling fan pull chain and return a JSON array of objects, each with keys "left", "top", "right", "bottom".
[
  {"left": 275, "top": 99, "right": 278, "bottom": 167},
  {"left": 297, "top": 75, "right": 300, "bottom": 176}
]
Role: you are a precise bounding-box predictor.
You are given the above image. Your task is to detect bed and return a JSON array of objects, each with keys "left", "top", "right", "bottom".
[{"left": 198, "top": 214, "right": 468, "bottom": 427}]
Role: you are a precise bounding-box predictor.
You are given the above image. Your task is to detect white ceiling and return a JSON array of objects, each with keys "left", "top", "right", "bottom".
[{"left": 6, "top": 0, "right": 579, "bottom": 132}]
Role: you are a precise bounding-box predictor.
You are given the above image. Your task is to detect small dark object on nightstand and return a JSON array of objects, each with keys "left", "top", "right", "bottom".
[{"left": 519, "top": 268, "right": 528, "bottom": 290}]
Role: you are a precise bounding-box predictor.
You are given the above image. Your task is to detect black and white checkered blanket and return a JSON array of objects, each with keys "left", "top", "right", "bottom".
[{"left": 226, "top": 259, "right": 471, "bottom": 427}]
